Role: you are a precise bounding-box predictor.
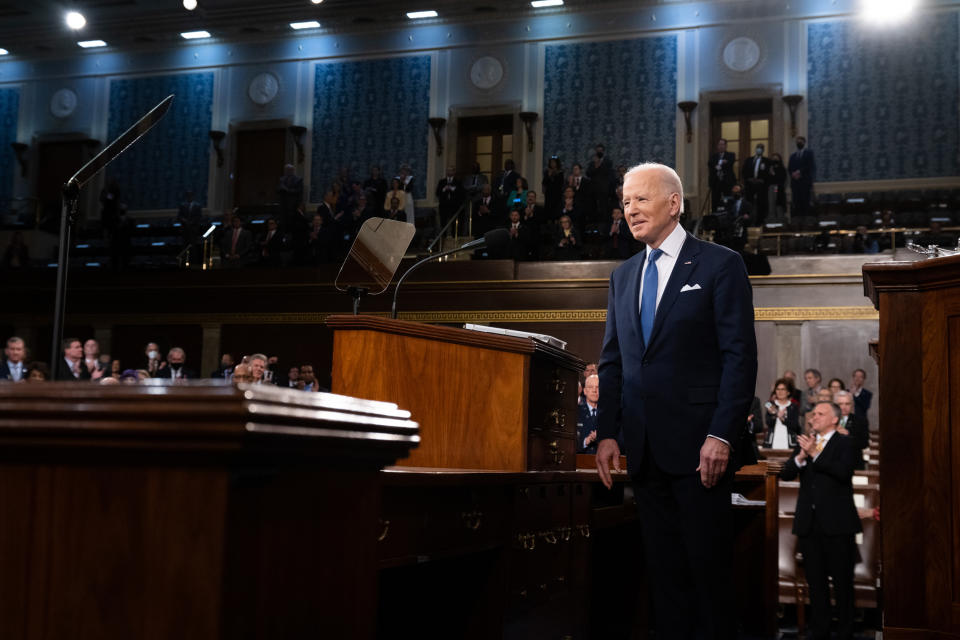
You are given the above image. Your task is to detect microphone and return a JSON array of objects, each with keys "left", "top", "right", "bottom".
[{"left": 391, "top": 228, "right": 510, "bottom": 319}]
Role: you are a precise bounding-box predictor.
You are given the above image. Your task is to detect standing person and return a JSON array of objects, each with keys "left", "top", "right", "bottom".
[
  {"left": 768, "top": 153, "right": 788, "bottom": 219},
  {"left": 596, "top": 162, "right": 757, "bottom": 639},
  {"left": 363, "top": 165, "right": 388, "bottom": 211},
  {"left": 0, "top": 336, "right": 27, "bottom": 382},
  {"left": 586, "top": 143, "right": 614, "bottom": 224},
  {"left": 849, "top": 368, "right": 872, "bottom": 419},
  {"left": 741, "top": 143, "right": 770, "bottom": 224},
  {"left": 780, "top": 402, "right": 861, "bottom": 640},
  {"left": 708, "top": 138, "right": 736, "bottom": 212},
  {"left": 763, "top": 377, "right": 800, "bottom": 449},
  {"left": 55, "top": 338, "right": 91, "bottom": 381},
  {"left": 397, "top": 164, "right": 416, "bottom": 223},
  {"left": 541, "top": 156, "right": 565, "bottom": 220},
  {"left": 435, "top": 165, "right": 466, "bottom": 226},
  {"left": 788, "top": 135, "right": 816, "bottom": 217}
]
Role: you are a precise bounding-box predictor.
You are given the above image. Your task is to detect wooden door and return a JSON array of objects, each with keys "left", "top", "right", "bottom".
[
  {"left": 233, "top": 128, "right": 286, "bottom": 208},
  {"left": 709, "top": 99, "right": 773, "bottom": 180},
  {"left": 456, "top": 115, "right": 514, "bottom": 183}
]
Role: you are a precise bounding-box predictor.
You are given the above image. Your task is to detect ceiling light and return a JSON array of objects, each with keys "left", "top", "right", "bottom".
[
  {"left": 65, "top": 11, "right": 86, "bottom": 30},
  {"left": 531, "top": 0, "right": 563, "bottom": 6},
  {"left": 861, "top": 0, "right": 917, "bottom": 22},
  {"left": 0, "top": 48, "right": 8, "bottom": 56},
  {"left": 406, "top": 10, "right": 438, "bottom": 19},
  {"left": 311, "top": 0, "right": 324, "bottom": 3},
  {"left": 180, "top": 30, "right": 212, "bottom": 39},
  {"left": 290, "top": 20, "right": 321, "bottom": 29},
  {"left": 77, "top": 40, "right": 107, "bottom": 48},
  {"left": 183, "top": 0, "right": 198, "bottom": 10}
]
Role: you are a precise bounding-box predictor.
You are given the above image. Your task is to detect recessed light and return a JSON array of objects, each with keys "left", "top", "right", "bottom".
[
  {"left": 406, "top": 10, "right": 438, "bottom": 19},
  {"left": 0, "top": 48, "right": 8, "bottom": 56},
  {"left": 180, "top": 30, "right": 211, "bottom": 39},
  {"left": 65, "top": 11, "right": 86, "bottom": 30},
  {"left": 183, "top": 0, "right": 198, "bottom": 10},
  {"left": 531, "top": 0, "right": 563, "bottom": 7},
  {"left": 77, "top": 40, "right": 107, "bottom": 48},
  {"left": 290, "top": 20, "right": 321, "bottom": 29},
  {"left": 311, "top": 0, "right": 324, "bottom": 4}
]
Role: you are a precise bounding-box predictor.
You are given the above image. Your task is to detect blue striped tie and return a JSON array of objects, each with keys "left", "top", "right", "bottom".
[{"left": 640, "top": 248, "right": 663, "bottom": 346}]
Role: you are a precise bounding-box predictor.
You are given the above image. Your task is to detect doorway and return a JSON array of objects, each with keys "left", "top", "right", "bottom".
[
  {"left": 35, "top": 138, "right": 99, "bottom": 230},
  {"left": 232, "top": 128, "right": 287, "bottom": 208},
  {"left": 709, "top": 99, "right": 773, "bottom": 180},
  {"left": 456, "top": 115, "right": 514, "bottom": 182}
]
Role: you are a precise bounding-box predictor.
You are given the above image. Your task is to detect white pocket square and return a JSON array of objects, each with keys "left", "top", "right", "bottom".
[{"left": 680, "top": 283, "right": 702, "bottom": 292}]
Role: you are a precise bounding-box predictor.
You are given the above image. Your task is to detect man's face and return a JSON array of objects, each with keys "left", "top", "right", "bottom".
[
  {"left": 168, "top": 351, "right": 184, "bottom": 365},
  {"left": 5, "top": 340, "right": 24, "bottom": 363},
  {"left": 446, "top": 166, "right": 455, "bottom": 177},
  {"left": 810, "top": 403, "right": 839, "bottom": 435},
  {"left": 480, "top": 184, "right": 491, "bottom": 197},
  {"left": 250, "top": 359, "right": 265, "bottom": 380},
  {"left": 83, "top": 339, "right": 98, "bottom": 357},
  {"left": 509, "top": 211, "right": 520, "bottom": 224},
  {"left": 852, "top": 370, "right": 866, "bottom": 386},
  {"left": 622, "top": 168, "right": 679, "bottom": 247},
  {"left": 817, "top": 388, "right": 833, "bottom": 403},
  {"left": 221, "top": 354, "right": 234, "bottom": 367},
  {"left": 232, "top": 217, "right": 242, "bottom": 229},
  {"left": 232, "top": 364, "right": 253, "bottom": 383},
  {"left": 527, "top": 192, "right": 537, "bottom": 205},
  {"left": 564, "top": 187, "right": 574, "bottom": 199},
  {"left": 835, "top": 394, "right": 853, "bottom": 416},
  {"left": 288, "top": 367, "right": 299, "bottom": 381},
  {"left": 300, "top": 366, "right": 315, "bottom": 383},
  {"left": 584, "top": 377, "right": 600, "bottom": 404},
  {"left": 804, "top": 371, "right": 819, "bottom": 389},
  {"left": 572, "top": 165, "right": 582, "bottom": 177},
  {"left": 268, "top": 219, "right": 277, "bottom": 231},
  {"left": 584, "top": 363, "right": 598, "bottom": 378},
  {"left": 65, "top": 341, "right": 82, "bottom": 360},
  {"left": 717, "top": 139, "right": 727, "bottom": 153},
  {"left": 731, "top": 185, "right": 742, "bottom": 198}
]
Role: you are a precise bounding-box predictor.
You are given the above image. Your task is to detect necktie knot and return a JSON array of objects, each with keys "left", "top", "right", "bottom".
[{"left": 648, "top": 248, "right": 663, "bottom": 264}]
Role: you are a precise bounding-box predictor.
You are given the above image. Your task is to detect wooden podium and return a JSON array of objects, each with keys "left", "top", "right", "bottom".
[
  {"left": 863, "top": 254, "right": 960, "bottom": 639},
  {"left": 327, "top": 315, "right": 585, "bottom": 471},
  {"left": 0, "top": 382, "right": 418, "bottom": 640}
]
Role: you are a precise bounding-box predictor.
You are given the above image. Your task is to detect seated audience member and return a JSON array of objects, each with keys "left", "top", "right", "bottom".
[
  {"left": 559, "top": 187, "right": 582, "bottom": 231},
  {"left": 506, "top": 176, "right": 528, "bottom": 214},
  {"left": 763, "top": 377, "right": 800, "bottom": 449},
  {"left": 827, "top": 377, "right": 845, "bottom": 394},
  {"left": 553, "top": 215, "right": 581, "bottom": 260},
  {"left": 248, "top": 354, "right": 270, "bottom": 385},
  {"left": 210, "top": 353, "right": 234, "bottom": 379},
  {"left": 258, "top": 218, "right": 284, "bottom": 267},
  {"left": 56, "top": 338, "right": 90, "bottom": 381},
  {"left": 221, "top": 214, "right": 253, "bottom": 268},
  {"left": 849, "top": 368, "right": 872, "bottom": 418},
  {"left": 472, "top": 183, "right": 499, "bottom": 238},
  {"left": 800, "top": 368, "right": 822, "bottom": 415},
  {"left": 231, "top": 362, "right": 254, "bottom": 385},
  {"left": 384, "top": 178, "right": 407, "bottom": 214},
  {"left": 284, "top": 366, "right": 300, "bottom": 389},
  {"left": 1, "top": 336, "right": 27, "bottom": 382},
  {"left": 577, "top": 374, "right": 600, "bottom": 454},
  {"left": 384, "top": 197, "right": 406, "bottom": 223},
  {"left": 119, "top": 369, "right": 140, "bottom": 384},
  {"left": 2, "top": 231, "right": 30, "bottom": 269},
  {"left": 25, "top": 362, "right": 50, "bottom": 382},
  {"left": 83, "top": 339, "right": 106, "bottom": 380},
  {"left": 298, "top": 364, "right": 319, "bottom": 391},
  {"left": 156, "top": 347, "right": 196, "bottom": 380},
  {"left": 577, "top": 363, "right": 599, "bottom": 406},
  {"left": 779, "top": 402, "right": 861, "bottom": 640},
  {"left": 834, "top": 390, "right": 869, "bottom": 469},
  {"left": 605, "top": 207, "right": 635, "bottom": 259},
  {"left": 505, "top": 210, "right": 536, "bottom": 261},
  {"left": 143, "top": 342, "right": 164, "bottom": 376}
]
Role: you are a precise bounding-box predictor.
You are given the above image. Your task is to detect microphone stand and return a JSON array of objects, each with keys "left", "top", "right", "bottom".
[
  {"left": 49, "top": 95, "right": 174, "bottom": 380},
  {"left": 390, "top": 244, "right": 468, "bottom": 320}
]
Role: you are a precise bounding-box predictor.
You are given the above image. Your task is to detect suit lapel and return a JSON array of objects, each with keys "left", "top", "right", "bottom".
[
  {"left": 628, "top": 253, "right": 645, "bottom": 349},
  {"left": 646, "top": 233, "right": 701, "bottom": 350}
]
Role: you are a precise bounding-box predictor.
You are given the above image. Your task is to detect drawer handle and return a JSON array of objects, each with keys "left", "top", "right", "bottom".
[
  {"left": 461, "top": 510, "right": 483, "bottom": 531},
  {"left": 545, "top": 408, "right": 566, "bottom": 430},
  {"left": 540, "top": 530, "right": 558, "bottom": 545},
  {"left": 548, "top": 440, "right": 565, "bottom": 465},
  {"left": 576, "top": 524, "right": 591, "bottom": 539},
  {"left": 517, "top": 533, "right": 536, "bottom": 551},
  {"left": 378, "top": 519, "right": 390, "bottom": 542},
  {"left": 558, "top": 525, "right": 572, "bottom": 542}
]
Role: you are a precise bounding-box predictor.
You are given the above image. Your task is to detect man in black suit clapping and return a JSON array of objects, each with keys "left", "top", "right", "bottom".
[
  {"left": 780, "top": 401, "right": 862, "bottom": 640},
  {"left": 708, "top": 138, "right": 736, "bottom": 212}
]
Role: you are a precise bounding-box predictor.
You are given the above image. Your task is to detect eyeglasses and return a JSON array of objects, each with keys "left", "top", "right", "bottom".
[{"left": 775, "top": 387, "right": 788, "bottom": 391}]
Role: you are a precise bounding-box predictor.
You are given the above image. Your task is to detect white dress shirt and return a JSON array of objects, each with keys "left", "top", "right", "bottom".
[
  {"left": 637, "top": 221, "right": 686, "bottom": 317},
  {"left": 7, "top": 360, "right": 23, "bottom": 382}
]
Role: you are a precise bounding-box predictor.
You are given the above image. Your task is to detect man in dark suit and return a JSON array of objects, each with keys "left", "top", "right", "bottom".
[
  {"left": 850, "top": 367, "right": 872, "bottom": 419},
  {"left": 494, "top": 159, "right": 519, "bottom": 197},
  {"left": 596, "top": 162, "right": 757, "bottom": 639},
  {"left": 834, "top": 390, "right": 869, "bottom": 469},
  {"left": 605, "top": 207, "right": 637, "bottom": 259},
  {"left": 577, "top": 374, "right": 600, "bottom": 453},
  {"left": 471, "top": 183, "right": 500, "bottom": 240},
  {"left": 780, "top": 401, "right": 861, "bottom": 640},
  {"left": 435, "top": 165, "right": 466, "bottom": 226},
  {"left": 788, "top": 135, "right": 816, "bottom": 217},
  {"left": 258, "top": 218, "right": 285, "bottom": 267},
  {"left": 55, "top": 337, "right": 91, "bottom": 381},
  {"left": 221, "top": 215, "right": 253, "bottom": 268},
  {"left": 740, "top": 143, "right": 770, "bottom": 224},
  {"left": 708, "top": 138, "right": 736, "bottom": 212},
  {"left": 569, "top": 163, "right": 595, "bottom": 221},
  {"left": 0, "top": 336, "right": 27, "bottom": 383},
  {"left": 155, "top": 347, "right": 197, "bottom": 380}
]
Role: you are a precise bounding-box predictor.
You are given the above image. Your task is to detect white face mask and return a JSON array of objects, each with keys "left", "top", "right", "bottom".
[
  {"left": 756, "top": 148, "right": 763, "bottom": 156},
  {"left": 148, "top": 350, "right": 159, "bottom": 360}
]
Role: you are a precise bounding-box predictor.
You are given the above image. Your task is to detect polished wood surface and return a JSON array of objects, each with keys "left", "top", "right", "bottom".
[
  {"left": 329, "top": 315, "right": 584, "bottom": 471},
  {"left": 0, "top": 383, "right": 418, "bottom": 640},
  {"left": 864, "top": 255, "right": 960, "bottom": 639}
]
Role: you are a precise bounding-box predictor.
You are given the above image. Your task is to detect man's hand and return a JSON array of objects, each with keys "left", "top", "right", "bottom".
[
  {"left": 696, "top": 437, "right": 729, "bottom": 489},
  {"left": 595, "top": 438, "right": 621, "bottom": 490},
  {"left": 797, "top": 433, "right": 817, "bottom": 458},
  {"left": 836, "top": 426, "right": 850, "bottom": 436}
]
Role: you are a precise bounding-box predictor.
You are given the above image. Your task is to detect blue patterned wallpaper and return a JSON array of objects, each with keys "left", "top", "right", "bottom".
[
  {"left": 310, "top": 55, "right": 430, "bottom": 202},
  {"left": 808, "top": 15, "right": 959, "bottom": 181},
  {"left": 107, "top": 72, "right": 214, "bottom": 210},
  {"left": 543, "top": 35, "right": 677, "bottom": 172},
  {"left": 0, "top": 88, "right": 19, "bottom": 207}
]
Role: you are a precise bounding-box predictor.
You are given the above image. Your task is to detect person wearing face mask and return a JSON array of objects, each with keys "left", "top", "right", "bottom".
[
  {"left": 767, "top": 153, "right": 788, "bottom": 218},
  {"left": 740, "top": 143, "right": 770, "bottom": 225},
  {"left": 788, "top": 136, "right": 816, "bottom": 217},
  {"left": 156, "top": 347, "right": 196, "bottom": 380},
  {"left": 143, "top": 342, "right": 165, "bottom": 376}
]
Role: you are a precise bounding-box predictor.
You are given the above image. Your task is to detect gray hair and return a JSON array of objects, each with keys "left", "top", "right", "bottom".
[
  {"left": 833, "top": 390, "right": 852, "bottom": 403},
  {"left": 249, "top": 353, "right": 267, "bottom": 363},
  {"left": 623, "top": 162, "right": 685, "bottom": 215},
  {"left": 167, "top": 347, "right": 185, "bottom": 359},
  {"left": 6, "top": 336, "right": 23, "bottom": 347}
]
